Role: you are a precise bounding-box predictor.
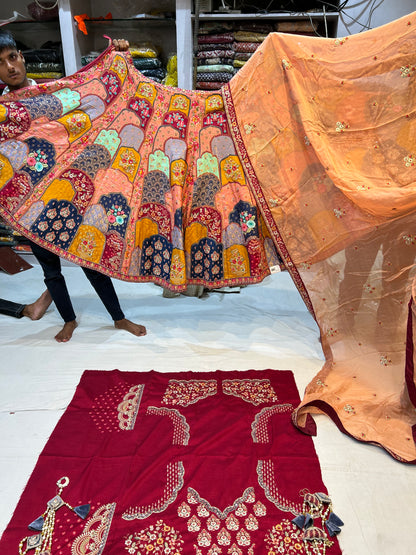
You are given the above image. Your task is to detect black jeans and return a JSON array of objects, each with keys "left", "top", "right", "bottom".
[
  {"left": 0, "top": 298, "right": 25, "bottom": 318},
  {"left": 30, "top": 241, "right": 125, "bottom": 323}
]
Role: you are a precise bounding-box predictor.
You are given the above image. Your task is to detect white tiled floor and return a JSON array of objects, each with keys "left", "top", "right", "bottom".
[{"left": 0, "top": 257, "right": 415, "bottom": 554}]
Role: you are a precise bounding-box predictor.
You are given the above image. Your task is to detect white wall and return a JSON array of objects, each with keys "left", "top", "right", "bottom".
[{"left": 337, "top": 0, "right": 416, "bottom": 36}]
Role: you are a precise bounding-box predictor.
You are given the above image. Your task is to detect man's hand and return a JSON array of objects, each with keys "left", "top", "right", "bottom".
[{"left": 113, "top": 39, "right": 129, "bottom": 52}]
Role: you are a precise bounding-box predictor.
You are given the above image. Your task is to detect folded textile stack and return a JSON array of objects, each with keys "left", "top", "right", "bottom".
[
  {"left": 0, "top": 217, "right": 29, "bottom": 248},
  {"left": 195, "top": 21, "right": 276, "bottom": 90},
  {"left": 196, "top": 31, "right": 235, "bottom": 90},
  {"left": 23, "top": 41, "right": 64, "bottom": 81},
  {"left": 82, "top": 43, "right": 168, "bottom": 83},
  {"left": 129, "top": 42, "right": 167, "bottom": 83},
  {"left": 232, "top": 25, "right": 273, "bottom": 72}
]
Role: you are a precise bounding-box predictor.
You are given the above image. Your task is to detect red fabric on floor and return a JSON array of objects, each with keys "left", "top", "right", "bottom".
[{"left": 0, "top": 369, "right": 342, "bottom": 554}]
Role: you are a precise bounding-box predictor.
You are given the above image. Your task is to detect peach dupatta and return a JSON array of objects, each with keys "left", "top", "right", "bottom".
[{"left": 224, "top": 12, "right": 416, "bottom": 462}]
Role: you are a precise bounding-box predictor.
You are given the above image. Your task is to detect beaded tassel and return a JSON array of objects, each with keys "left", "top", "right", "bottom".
[
  {"left": 292, "top": 490, "right": 344, "bottom": 555},
  {"left": 18, "top": 476, "right": 90, "bottom": 554}
]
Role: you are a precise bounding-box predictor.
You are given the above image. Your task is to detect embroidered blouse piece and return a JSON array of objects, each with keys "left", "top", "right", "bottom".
[{"left": 0, "top": 369, "right": 343, "bottom": 555}]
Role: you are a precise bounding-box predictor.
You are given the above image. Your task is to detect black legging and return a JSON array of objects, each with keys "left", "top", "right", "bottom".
[{"left": 30, "top": 241, "right": 125, "bottom": 323}]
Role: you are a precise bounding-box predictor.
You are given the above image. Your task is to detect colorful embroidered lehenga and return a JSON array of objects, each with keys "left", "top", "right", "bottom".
[{"left": 0, "top": 12, "right": 415, "bottom": 462}]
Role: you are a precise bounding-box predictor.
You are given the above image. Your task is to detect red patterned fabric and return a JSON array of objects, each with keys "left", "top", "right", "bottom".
[{"left": 0, "top": 369, "right": 342, "bottom": 554}]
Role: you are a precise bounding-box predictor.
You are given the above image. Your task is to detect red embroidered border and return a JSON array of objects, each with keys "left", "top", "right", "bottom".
[{"left": 221, "top": 83, "right": 316, "bottom": 318}]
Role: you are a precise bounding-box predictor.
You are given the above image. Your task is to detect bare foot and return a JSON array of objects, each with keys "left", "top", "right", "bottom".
[
  {"left": 114, "top": 318, "right": 147, "bottom": 336},
  {"left": 55, "top": 320, "right": 78, "bottom": 342},
  {"left": 22, "top": 290, "right": 52, "bottom": 320}
]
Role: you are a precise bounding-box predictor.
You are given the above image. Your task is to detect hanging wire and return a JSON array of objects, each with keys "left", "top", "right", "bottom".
[
  {"left": 33, "top": 0, "right": 59, "bottom": 9},
  {"left": 0, "top": 11, "right": 27, "bottom": 26}
]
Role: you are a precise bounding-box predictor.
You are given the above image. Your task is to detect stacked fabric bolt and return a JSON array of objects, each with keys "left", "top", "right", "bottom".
[
  {"left": 81, "top": 51, "right": 101, "bottom": 66},
  {"left": 23, "top": 41, "right": 64, "bottom": 81},
  {"left": 232, "top": 25, "right": 274, "bottom": 74},
  {"left": 196, "top": 31, "right": 235, "bottom": 90},
  {"left": 128, "top": 42, "right": 167, "bottom": 83},
  {"left": 81, "top": 43, "right": 168, "bottom": 83}
]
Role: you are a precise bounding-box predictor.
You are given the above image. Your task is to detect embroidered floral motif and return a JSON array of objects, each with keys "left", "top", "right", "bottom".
[
  {"left": 402, "top": 234, "right": 416, "bottom": 245},
  {"left": 65, "top": 112, "right": 89, "bottom": 136},
  {"left": 226, "top": 514, "right": 240, "bottom": 531},
  {"left": 343, "top": 404, "right": 355, "bottom": 415},
  {"left": 400, "top": 65, "right": 415, "bottom": 78},
  {"left": 206, "top": 94, "right": 223, "bottom": 112},
  {"left": 380, "top": 354, "right": 392, "bottom": 366},
  {"left": 112, "top": 57, "right": 127, "bottom": 78},
  {"left": 124, "top": 520, "right": 184, "bottom": 554},
  {"left": 27, "top": 148, "right": 49, "bottom": 172},
  {"left": 264, "top": 519, "right": 306, "bottom": 554},
  {"left": 183, "top": 488, "right": 266, "bottom": 555},
  {"left": 333, "top": 208, "right": 345, "bottom": 219},
  {"left": 239, "top": 210, "right": 256, "bottom": 232},
  {"left": 223, "top": 158, "right": 244, "bottom": 182},
  {"left": 334, "top": 36, "right": 348, "bottom": 46},
  {"left": 197, "top": 529, "right": 212, "bottom": 547},
  {"left": 217, "top": 528, "right": 232, "bottom": 545},
  {"left": 137, "top": 82, "right": 157, "bottom": 101},
  {"left": 203, "top": 111, "right": 228, "bottom": 134},
  {"left": 117, "top": 150, "right": 139, "bottom": 177},
  {"left": 244, "top": 123, "right": 256, "bottom": 134},
  {"left": 207, "top": 515, "right": 221, "bottom": 531},
  {"left": 100, "top": 71, "right": 121, "bottom": 103},
  {"left": 78, "top": 231, "right": 97, "bottom": 258},
  {"left": 325, "top": 327, "right": 339, "bottom": 338},
  {"left": 128, "top": 97, "right": 153, "bottom": 128},
  {"left": 178, "top": 502, "right": 191, "bottom": 518},
  {"left": 164, "top": 111, "right": 188, "bottom": 138},
  {"left": 162, "top": 379, "right": 217, "bottom": 407},
  {"left": 236, "top": 528, "right": 251, "bottom": 546},
  {"left": 107, "top": 204, "right": 127, "bottom": 225},
  {"left": 335, "top": 121, "right": 348, "bottom": 133},
  {"left": 269, "top": 198, "right": 283, "bottom": 207},
  {"left": 188, "top": 515, "right": 202, "bottom": 532},
  {"left": 363, "top": 283, "right": 375, "bottom": 294},
  {"left": 223, "top": 379, "right": 278, "bottom": 405},
  {"left": 403, "top": 154, "right": 415, "bottom": 167},
  {"left": 282, "top": 58, "right": 292, "bottom": 69},
  {"left": 171, "top": 94, "right": 190, "bottom": 113}
]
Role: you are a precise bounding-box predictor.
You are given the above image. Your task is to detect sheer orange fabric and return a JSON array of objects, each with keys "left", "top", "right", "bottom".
[{"left": 225, "top": 12, "right": 416, "bottom": 462}]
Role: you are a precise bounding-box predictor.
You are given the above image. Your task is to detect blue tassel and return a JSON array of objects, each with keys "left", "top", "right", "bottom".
[
  {"left": 28, "top": 516, "right": 44, "bottom": 531},
  {"left": 327, "top": 511, "right": 344, "bottom": 527},
  {"left": 325, "top": 520, "right": 342, "bottom": 537},
  {"left": 292, "top": 514, "right": 306, "bottom": 529},
  {"left": 73, "top": 504, "right": 90, "bottom": 519},
  {"left": 292, "top": 513, "right": 313, "bottom": 530},
  {"left": 304, "top": 513, "right": 313, "bottom": 528}
]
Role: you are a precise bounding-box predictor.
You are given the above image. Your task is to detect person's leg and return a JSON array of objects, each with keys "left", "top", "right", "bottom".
[
  {"left": 29, "top": 241, "right": 77, "bottom": 341},
  {"left": 82, "top": 267, "right": 125, "bottom": 320},
  {"left": 82, "top": 267, "right": 146, "bottom": 336},
  {"left": 0, "top": 298, "right": 26, "bottom": 318}
]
